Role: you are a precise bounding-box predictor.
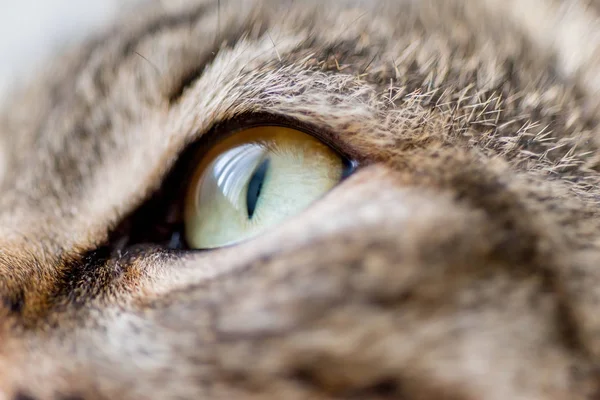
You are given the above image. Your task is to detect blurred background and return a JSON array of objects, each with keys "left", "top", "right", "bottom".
[{"left": 0, "top": 0, "right": 140, "bottom": 101}]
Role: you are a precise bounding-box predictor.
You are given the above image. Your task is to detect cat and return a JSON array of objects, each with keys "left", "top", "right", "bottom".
[{"left": 0, "top": 0, "right": 599, "bottom": 398}]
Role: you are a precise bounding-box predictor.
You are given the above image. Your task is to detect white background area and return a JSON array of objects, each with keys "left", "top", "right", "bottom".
[{"left": 0, "top": 1, "right": 140, "bottom": 101}]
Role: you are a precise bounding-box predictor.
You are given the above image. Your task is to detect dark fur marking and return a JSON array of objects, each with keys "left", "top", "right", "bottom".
[
  {"left": 51, "top": 247, "right": 116, "bottom": 309},
  {"left": 290, "top": 368, "right": 403, "bottom": 398},
  {"left": 13, "top": 392, "right": 37, "bottom": 400},
  {"left": 167, "top": 23, "right": 273, "bottom": 103},
  {"left": 2, "top": 288, "right": 25, "bottom": 314},
  {"left": 91, "top": 3, "right": 214, "bottom": 98}
]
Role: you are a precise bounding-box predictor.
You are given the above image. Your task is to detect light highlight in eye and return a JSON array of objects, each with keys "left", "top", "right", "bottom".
[{"left": 184, "top": 126, "right": 349, "bottom": 249}]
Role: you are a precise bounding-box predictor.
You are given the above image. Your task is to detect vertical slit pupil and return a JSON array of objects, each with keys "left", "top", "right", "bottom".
[{"left": 246, "top": 158, "right": 270, "bottom": 219}]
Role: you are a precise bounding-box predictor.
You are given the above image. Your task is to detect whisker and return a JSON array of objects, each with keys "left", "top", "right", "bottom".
[
  {"left": 267, "top": 31, "right": 282, "bottom": 62},
  {"left": 134, "top": 51, "right": 161, "bottom": 75}
]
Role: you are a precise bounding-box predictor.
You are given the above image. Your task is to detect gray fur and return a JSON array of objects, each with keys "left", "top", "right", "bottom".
[{"left": 0, "top": 0, "right": 599, "bottom": 398}]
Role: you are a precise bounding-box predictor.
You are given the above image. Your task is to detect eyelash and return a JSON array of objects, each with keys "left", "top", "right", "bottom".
[{"left": 106, "top": 114, "right": 357, "bottom": 254}]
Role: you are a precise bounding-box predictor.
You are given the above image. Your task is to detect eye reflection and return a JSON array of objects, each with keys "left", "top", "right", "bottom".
[
  {"left": 208, "top": 144, "right": 268, "bottom": 211},
  {"left": 184, "top": 126, "right": 350, "bottom": 249}
]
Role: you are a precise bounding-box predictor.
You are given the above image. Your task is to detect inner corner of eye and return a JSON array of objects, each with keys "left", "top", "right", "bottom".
[{"left": 183, "top": 125, "right": 353, "bottom": 250}]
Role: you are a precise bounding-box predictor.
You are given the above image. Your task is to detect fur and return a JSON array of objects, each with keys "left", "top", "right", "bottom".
[{"left": 0, "top": 0, "right": 599, "bottom": 398}]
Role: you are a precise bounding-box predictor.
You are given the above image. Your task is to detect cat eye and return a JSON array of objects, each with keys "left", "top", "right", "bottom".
[{"left": 183, "top": 126, "right": 353, "bottom": 249}]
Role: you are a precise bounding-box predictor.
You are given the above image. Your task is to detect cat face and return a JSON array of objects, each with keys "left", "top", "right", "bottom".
[{"left": 0, "top": 0, "right": 599, "bottom": 398}]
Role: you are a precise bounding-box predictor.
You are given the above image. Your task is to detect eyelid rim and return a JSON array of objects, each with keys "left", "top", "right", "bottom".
[
  {"left": 205, "top": 112, "right": 361, "bottom": 168},
  {"left": 183, "top": 113, "right": 360, "bottom": 203}
]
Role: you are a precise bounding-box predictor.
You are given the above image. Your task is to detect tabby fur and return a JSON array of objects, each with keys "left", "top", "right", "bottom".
[{"left": 0, "top": 0, "right": 599, "bottom": 398}]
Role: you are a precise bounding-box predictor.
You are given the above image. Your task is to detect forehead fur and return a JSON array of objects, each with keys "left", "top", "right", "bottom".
[{"left": 0, "top": 0, "right": 599, "bottom": 399}]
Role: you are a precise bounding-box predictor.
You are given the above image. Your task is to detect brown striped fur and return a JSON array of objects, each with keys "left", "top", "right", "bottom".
[{"left": 0, "top": 0, "right": 600, "bottom": 398}]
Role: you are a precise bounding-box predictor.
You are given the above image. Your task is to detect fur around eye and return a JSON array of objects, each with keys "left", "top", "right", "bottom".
[{"left": 184, "top": 126, "right": 352, "bottom": 249}]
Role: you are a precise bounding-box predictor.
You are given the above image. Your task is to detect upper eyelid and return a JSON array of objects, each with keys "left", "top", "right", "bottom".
[
  {"left": 177, "top": 115, "right": 359, "bottom": 203},
  {"left": 202, "top": 114, "right": 359, "bottom": 163}
]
